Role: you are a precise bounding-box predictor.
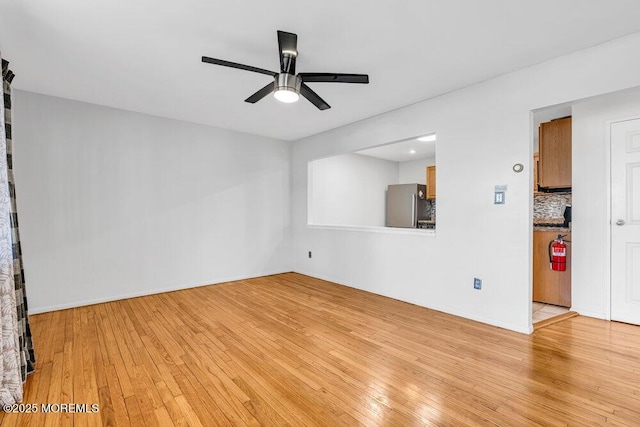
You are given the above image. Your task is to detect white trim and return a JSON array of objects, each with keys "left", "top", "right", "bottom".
[
  {"left": 307, "top": 223, "right": 436, "bottom": 236},
  {"left": 527, "top": 110, "right": 536, "bottom": 334},
  {"left": 605, "top": 118, "right": 615, "bottom": 321},
  {"left": 28, "top": 269, "right": 291, "bottom": 314},
  {"left": 573, "top": 307, "right": 608, "bottom": 320},
  {"left": 295, "top": 269, "right": 532, "bottom": 334}
]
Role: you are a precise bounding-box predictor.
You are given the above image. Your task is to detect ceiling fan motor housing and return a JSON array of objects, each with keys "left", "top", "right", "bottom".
[{"left": 276, "top": 73, "right": 301, "bottom": 95}]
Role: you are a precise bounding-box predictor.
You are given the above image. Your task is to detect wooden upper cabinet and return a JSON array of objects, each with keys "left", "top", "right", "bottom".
[
  {"left": 538, "top": 117, "right": 572, "bottom": 189},
  {"left": 426, "top": 166, "right": 436, "bottom": 199}
]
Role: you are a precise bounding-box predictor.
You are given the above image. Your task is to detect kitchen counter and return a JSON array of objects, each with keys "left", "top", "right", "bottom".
[
  {"left": 533, "top": 219, "right": 570, "bottom": 232},
  {"left": 534, "top": 225, "right": 570, "bottom": 232}
]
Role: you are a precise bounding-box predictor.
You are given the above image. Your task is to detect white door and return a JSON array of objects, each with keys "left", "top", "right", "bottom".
[{"left": 611, "top": 118, "right": 640, "bottom": 325}]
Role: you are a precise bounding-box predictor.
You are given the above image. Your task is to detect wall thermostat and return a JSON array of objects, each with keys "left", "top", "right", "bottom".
[{"left": 512, "top": 163, "right": 524, "bottom": 173}]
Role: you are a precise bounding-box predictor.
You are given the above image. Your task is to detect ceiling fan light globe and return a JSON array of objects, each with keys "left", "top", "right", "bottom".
[{"left": 274, "top": 88, "right": 300, "bottom": 103}]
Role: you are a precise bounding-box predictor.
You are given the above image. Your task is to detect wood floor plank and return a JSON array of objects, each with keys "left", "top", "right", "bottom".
[
  {"left": 104, "top": 364, "right": 130, "bottom": 427},
  {"left": 43, "top": 352, "right": 64, "bottom": 427},
  {"left": 123, "top": 395, "right": 145, "bottom": 427},
  {"left": 4, "top": 272, "right": 640, "bottom": 426},
  {"left": 170, "top": 364, "right": 230, "bottom": 426},
  {"left": 153, "top": 380, "right": 186, "bottom": 426}
]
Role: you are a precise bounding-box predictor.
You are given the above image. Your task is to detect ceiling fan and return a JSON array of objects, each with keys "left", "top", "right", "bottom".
[{"left": 201, "top": 30, "right": 369, "bottom": 110}]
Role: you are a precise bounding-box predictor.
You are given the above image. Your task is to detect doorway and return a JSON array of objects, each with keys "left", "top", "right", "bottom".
[{"left": 531, "top": 106, "right": 574, "bottom": 328}]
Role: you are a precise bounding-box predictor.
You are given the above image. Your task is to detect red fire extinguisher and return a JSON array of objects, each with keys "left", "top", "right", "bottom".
[{"left": 548, "top": 234, "right": 567, "bottom": 272}]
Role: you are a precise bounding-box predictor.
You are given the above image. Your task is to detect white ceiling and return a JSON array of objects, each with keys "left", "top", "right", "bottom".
[
  {"left": 356, "top": 137, "right": 436, "bottom": 163},
  {"left": 2, "top": 1, "right": 640, "bottom": 141}
]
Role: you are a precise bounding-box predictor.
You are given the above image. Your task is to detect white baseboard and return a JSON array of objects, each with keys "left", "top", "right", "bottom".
[
  {"left": 293, "top": 269, "right": 533, "bottom": 334},
  {"left": 571, "top": 307, "right": 608, "bottom": 320},
  {"left": 28, "top": 269, "right": 291, "bottom": 314}
]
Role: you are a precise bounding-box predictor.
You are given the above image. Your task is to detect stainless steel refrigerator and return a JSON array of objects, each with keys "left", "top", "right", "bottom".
[{"left": 386, "top": 184, "right": 430, "bottom": 228}]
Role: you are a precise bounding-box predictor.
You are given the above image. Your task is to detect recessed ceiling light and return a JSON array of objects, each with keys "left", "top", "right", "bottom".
[
  {"left": 417, "top": 134, "right": 436, "bottom": 142},
  {"left": 409, "top": 149, "right": 416, "bottom": 154}
]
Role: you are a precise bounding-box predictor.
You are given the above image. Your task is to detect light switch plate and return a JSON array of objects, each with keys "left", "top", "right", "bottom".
[{"left": 494, "top": 191, "right": 505, "bottom": 204}]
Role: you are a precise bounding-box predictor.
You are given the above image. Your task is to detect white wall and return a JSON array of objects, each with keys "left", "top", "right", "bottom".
[
  {"left": 398, "top": 157, "right": 435, "bottom": 184},
  {"left": 13, "top": 91, "right": 292, "bottom": 313},
  {"left": 308, "top": 153, "right": 398, "bottom": 227},
  {"left": 571, "top": 88, "right": 640, "bottom": 319},
  {"left": 292, "top": 32, "right": 640, "bottom": 334}
]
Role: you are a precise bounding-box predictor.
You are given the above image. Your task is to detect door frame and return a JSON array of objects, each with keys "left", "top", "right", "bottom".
[{"left": 608, "top": 114, "right": 640, "bottom": 321}]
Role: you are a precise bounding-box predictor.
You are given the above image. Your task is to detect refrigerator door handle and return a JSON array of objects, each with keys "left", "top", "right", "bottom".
[{"left": 411, "top": 194, "right": 416, "bottom": 227}]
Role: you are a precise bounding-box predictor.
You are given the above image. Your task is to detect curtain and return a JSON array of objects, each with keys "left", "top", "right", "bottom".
[{"left": 0, "top": 55, "right": 35, "bottom": 406}]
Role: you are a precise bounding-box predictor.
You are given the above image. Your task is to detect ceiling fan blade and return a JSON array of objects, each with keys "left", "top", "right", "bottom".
[
  {"left": 299, "top": 73, "right": 369, "bottom": 84},
  {"left": 300, "top": 83, "right": 330, "bottom": 110},
  {"left": 244, "top": 82, "right": 275, "bottom": 104},
  {"left": 202, "top": 56, "right": 277, "bottom": 77},
  {"left": 277, "top": 31, "right": 298, "bottom": 74}
]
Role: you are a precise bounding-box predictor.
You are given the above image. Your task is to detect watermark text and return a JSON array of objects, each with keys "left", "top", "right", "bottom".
[{"left": 2, "top": 403, "right": 99, "bottom": 413}]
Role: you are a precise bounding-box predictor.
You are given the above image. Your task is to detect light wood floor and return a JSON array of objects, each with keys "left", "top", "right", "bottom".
[{"left": 2, "top": 273, "right": 639, "bottom": 426}]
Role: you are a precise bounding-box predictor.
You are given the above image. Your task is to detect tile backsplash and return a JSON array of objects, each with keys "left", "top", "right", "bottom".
[{"left": 534, "top": 193, "right": 572, "bottom": 220}]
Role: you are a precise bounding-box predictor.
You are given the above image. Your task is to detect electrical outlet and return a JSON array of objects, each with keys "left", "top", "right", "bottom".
[
  {"left": 308, "top": 251, "right": 312, "bottom": 258},
  {"left": 473, "top": 278, "right": 482, "bottom": 290}
]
